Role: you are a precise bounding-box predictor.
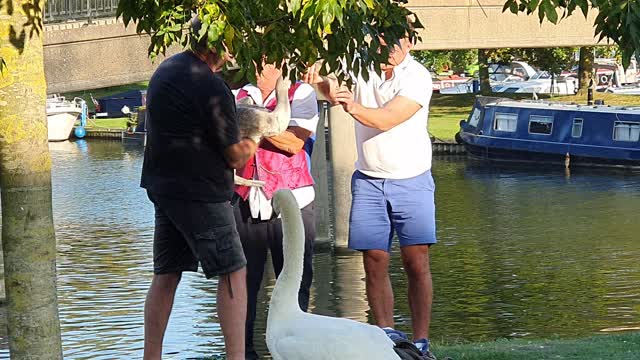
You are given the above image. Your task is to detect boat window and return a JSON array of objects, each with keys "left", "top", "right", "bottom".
[
  {"left": 529, "top": 115, "right": 554, "bottom": 135},
  {"left": 613, "top": 121, "right": 640, "bottom": 142},
  {"left": 572, "top": 119, "right": 584, "bottom": 138},
  {"left": 494, "top": 113, "right": 518, "bottom": 132},
  {"left": 469, "top": 108, "right": 481, "bottom": 127}
]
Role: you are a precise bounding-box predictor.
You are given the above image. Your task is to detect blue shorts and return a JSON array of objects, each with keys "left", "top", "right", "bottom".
[{"left": 348, "top": 170, "right": 437, "bottom": 252}]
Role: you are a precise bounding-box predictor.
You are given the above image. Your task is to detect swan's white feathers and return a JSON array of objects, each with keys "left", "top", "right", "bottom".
[{"left": 268, "top": 313, "right": 398, "bottom": 360}]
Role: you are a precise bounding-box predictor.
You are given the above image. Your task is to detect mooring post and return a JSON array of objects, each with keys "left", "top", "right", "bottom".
[
  {"left": 326, "top": 104, "right": 357, "bottom": 248},
  {"left": 311, "top": 101, "right": 331, "bottom": 243}
]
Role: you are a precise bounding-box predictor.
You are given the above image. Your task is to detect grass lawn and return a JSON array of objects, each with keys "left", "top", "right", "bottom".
[
  {"left": 84, "top": 117, "right": 129, "bottom": 130},
  {"left": 428, "top": 91, "right": 640, "bottom": 142},
  {"left": 199, "top": 332, "right": 639, "bottom": 359},
  {"left": 429, "top": 94, "right": 476, "bottom": 142},
  {"left": 437, "top": 332, "right": 640, "bottom": 360}
]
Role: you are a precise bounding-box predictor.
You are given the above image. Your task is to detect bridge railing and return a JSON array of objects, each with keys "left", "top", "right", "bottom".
[{"left": 45, "top": 0, "right": 118, "bottom": 23}]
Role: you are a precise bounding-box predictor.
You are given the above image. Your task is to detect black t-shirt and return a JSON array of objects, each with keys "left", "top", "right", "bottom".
[{"left": 141, "top": 51, "right": 239, "bottom": 202}]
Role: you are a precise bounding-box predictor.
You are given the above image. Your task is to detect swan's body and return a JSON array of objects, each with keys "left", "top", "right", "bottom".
[
  {"left": 267, "top": 190, "right": 401, "bottom": 360},
  {"left": 233, "top": 76, "right": 291, "bottom": 188}
]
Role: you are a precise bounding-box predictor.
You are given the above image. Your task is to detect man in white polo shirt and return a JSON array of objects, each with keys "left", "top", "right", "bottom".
[{"left": 305, "top": 36, "right": 436, "bottom": 359}]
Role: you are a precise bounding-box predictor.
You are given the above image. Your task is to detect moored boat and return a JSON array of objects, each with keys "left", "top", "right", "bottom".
[
  {"left": 458, "top": 97, "right": 640, "bottom": 169},
  {"left": 46, "top": 95, "right": 85, "bottom": 141}
]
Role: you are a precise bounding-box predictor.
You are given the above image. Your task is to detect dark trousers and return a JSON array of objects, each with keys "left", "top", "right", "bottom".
[{"left": 233, "top": 198, "right": 315, "bottom": 359}]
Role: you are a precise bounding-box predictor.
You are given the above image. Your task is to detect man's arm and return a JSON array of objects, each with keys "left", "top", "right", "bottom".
[
  {"left": 303, "top": 61, "right": 432, "bottom": 132},
  {"left": 335, "top": 89, "right": 422, "bottom": 132},
  {"left": 224, "top": 138, "right": 257, "bottom": 169}
]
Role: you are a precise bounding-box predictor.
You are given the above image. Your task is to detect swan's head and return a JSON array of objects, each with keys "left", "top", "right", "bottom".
[{"left": 271, "top": 189, "right": 297, "bottom": 217}]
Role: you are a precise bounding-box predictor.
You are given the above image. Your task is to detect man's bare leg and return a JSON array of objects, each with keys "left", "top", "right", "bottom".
[
  {"left": 144, "top": 273, "right": 182, "bottom": 360},
  {"left": 400, "top": 245, "right": 432, "bottom": 340},
  {"left": 217, "top": 267, "right": 248, "bottom": 360},
  {"left": 363, "top": 250, "right": 394, "bottom": 328}
]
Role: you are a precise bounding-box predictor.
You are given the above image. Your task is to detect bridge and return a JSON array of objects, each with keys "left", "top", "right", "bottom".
[{"left": 43, "top": 0, "right": 601, "bottom": 93}]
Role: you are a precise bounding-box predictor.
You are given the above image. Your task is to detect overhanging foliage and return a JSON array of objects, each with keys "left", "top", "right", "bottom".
[{"left": 116, "top": 0, "right": 421, "bottom": 83}]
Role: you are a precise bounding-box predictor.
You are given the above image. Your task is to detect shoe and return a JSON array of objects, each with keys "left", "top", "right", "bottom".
[
  {"left": 383, "top": 327, "right": 409, "bottom": 342},
  {"left": 414, "top": 338, "right": 437, "bottom": 360}
]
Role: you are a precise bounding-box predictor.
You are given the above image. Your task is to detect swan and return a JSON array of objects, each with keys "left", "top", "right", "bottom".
[
  {"left": 233, "top": 75, "right": 291, "bottom": 188},
  {"left": 267, "top": 189, "right": 401, "bottom": 360}
]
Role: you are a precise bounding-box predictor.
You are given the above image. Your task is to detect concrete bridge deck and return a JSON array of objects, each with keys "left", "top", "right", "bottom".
[{"left": 44, "top": 1, "right": 601, "bottom": 93}]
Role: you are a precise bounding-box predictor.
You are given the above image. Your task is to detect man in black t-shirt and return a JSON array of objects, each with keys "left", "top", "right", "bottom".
[{"left": 140, "top": 18, "right": 256, "bottom": 360}]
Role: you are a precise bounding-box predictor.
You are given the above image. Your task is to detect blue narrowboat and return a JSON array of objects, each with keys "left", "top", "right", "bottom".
[{"left": 457, "top": 97, "right": 640, "bottom": 168}]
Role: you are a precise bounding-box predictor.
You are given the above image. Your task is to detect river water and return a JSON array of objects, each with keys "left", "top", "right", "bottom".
[{"left": 0, "top": 139, "right": 638, "bottom": 359}]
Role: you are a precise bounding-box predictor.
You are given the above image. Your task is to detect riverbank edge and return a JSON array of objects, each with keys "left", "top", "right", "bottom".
[
  {"left": 198, "top": 331, "right": 640, "bottom": 360},
  {"left": 78, "top": 129, "right": 467, "bottom": 155}
]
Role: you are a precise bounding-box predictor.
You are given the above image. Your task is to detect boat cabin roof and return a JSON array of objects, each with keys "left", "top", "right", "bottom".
[{"left": 480, "top": 97, "right": 640, "bottom": 116}]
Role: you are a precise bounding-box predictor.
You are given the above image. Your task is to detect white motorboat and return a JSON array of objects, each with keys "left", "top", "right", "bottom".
[
  {"left": 492, "top": 71, "right": 577, "bottom": 95},
  {"left": 439, "top": 61, "right": 535, "bottom": 95},
  {"left": 603, "top": 84, "right": 640, "bottom": 95},
  {"left": 46, "top": 95, "right": 84, "bottom": 141}
]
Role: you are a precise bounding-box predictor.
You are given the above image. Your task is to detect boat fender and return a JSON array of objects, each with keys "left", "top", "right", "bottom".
[
  {"left": 74, "top": 126, "right": 86, "bottom": 139},
  {"left": 75, "top": 100, "right": 88, "bottom": 138}
]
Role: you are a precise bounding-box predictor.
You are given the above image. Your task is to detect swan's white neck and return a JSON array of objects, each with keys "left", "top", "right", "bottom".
[
  {"left": 269, "top": 191, "right": 306, "bottom": 317},
  {"left": 272, "top": 76, "right": 291, "bottom": 115}
]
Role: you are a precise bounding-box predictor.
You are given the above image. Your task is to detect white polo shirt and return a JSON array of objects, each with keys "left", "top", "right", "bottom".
[
  {"left": 352, "top": 54, "right": 433, "bottom": 179},
  {"left": 234, "top": 83, "right": 319, "bottom": 220}
]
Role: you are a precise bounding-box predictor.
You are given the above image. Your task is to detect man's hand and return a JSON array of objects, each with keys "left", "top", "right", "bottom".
[
  {"left": 241, "top": 138, "right": 258, "bottom": 158},
  {"left": 302, "top": 62, "right": 340, "bottom": 104},
  {"left": 334, "top": 86, "right": 357, "bottom": 114},
  {"left": 301, "top": 61, "right": 324, "bottom": 85},
  {"left": 224, "top": 138, "right": 257, "bottom": 169}
]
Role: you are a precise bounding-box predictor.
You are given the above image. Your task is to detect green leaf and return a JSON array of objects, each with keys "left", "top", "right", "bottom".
[
  {"left": 509, "top": 2, "right": 518, "bottom": 14},
  {"left": 530, "top": 0, "right": 541, "bottom": 10},
  {"left": 290, "top": 0, "right": 302, "bottom": 15},
  {"left": 502, "top": 0, "right": 515, "bottom": 13},
  {"left": 224, "top": 26, "right": 235, "bottom": 48},
  {"left": 208, "top": 24, "right": 219, "bottom": 42},
  {"left": 578, "top": 0, "right": 589, "bottom": 17},
  {"left": 198, "top": 22, "right": 209, "bottom": 41},
  {"left": 541, "top": 0, "right": 558, "bottom": 24}
]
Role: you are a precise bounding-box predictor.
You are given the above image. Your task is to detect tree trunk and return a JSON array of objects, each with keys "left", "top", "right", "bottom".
[
  {"left": 478, "top": 49, "right": 492, "bottom": 95},
  {"left": 578, "top": 46, "right": 594, "bottom": 91},
  {"left": 0, "top": 1, "right": 64, "bottom": 358}
]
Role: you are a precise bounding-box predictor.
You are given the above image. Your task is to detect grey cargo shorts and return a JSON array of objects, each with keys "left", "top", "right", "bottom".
[{"left": 148, "top": 192, "right": 247, "bottom": 278}]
